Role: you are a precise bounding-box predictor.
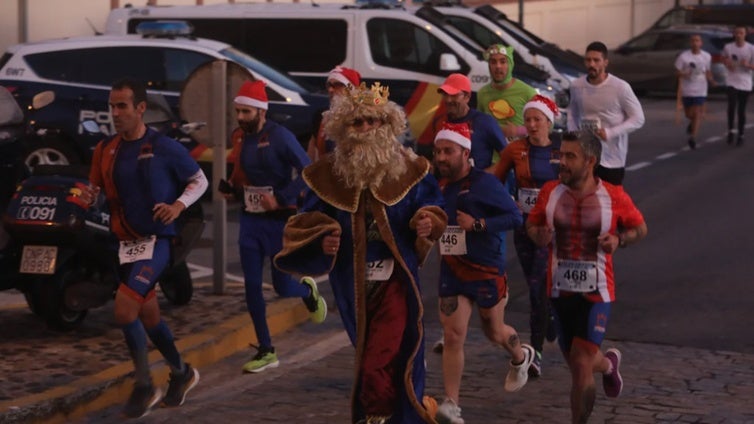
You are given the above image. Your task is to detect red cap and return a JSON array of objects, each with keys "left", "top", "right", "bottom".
[{"left": 438, "top": 73, "right": 471, "bottom": 95}]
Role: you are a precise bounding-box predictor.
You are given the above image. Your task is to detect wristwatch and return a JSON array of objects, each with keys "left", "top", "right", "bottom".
[{"left": 472, "top": 219, "right": 485, "bottom": 232}]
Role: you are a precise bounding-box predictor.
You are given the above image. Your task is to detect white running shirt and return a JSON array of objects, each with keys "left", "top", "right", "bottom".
[{"left": 675, "top": 49, "right": 712, "bottom": 97}]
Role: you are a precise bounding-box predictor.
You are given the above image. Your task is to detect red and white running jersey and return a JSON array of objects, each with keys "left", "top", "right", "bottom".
[{"left": 528, "top": 180, "right": 644, "bottom": 302}]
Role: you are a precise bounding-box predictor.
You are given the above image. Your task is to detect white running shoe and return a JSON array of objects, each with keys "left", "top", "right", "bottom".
[
  {"left": 436, "top": 397, "right": 464, "bottom": 424},
  {"left": 504, "top": 343, "right": 535, "bottom": 392}
]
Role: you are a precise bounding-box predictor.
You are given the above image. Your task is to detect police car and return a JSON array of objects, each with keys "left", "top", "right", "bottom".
[{"left": 0, "top": 23, "right": 328, "bottom": 168}]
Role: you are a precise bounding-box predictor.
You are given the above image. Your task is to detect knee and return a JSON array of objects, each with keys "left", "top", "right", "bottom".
[{"left": 442, "top": 325, "right": 467, "bottom": 348}]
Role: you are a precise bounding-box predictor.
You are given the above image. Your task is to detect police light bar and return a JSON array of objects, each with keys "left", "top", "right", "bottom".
[{"left": 136, "top": 21, "right": 194, "bottom": 37}]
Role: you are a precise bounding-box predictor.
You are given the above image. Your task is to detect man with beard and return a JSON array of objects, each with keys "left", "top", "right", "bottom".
[
  {"left": 431, "top": 73, "right": 507, "bottom": 171},
  {"left": 223, "top": 79, "right": 327, "bottom": 374},
  {"left": 567, "top": 41, "right": 645, "bottom": 185},
  {"left": 432, "top": 122, "right": 532, "bottom": 424},
  {"left": 87, "top": 78, "right": 206, "bottom": 418},
  {"left": 526, "top": 131, "right": 647, "bottom": 424},
  {"left": 274, "top": 82, "right": 447, "bottom": 424},
  {"left": 477, "top": 44, "right": 537, "bottom": 140}
]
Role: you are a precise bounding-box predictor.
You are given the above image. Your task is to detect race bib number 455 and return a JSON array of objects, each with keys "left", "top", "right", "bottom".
[
  {"left": 118, "top": 236, "right": 156, "bottom": 264},
  {"left": 554, "top": 260, "right": 598, "bottom": 292}
]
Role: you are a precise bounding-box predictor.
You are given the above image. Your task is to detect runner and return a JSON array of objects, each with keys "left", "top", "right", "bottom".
[{"left": 674, "top": 33, "right": 715, "bottom": 149}]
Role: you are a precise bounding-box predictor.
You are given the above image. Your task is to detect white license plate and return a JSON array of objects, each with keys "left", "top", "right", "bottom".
[{"left": 20, "top": 245, "right": 58, "bottom": 275}]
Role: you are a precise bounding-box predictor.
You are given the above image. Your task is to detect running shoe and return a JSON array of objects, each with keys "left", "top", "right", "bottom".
[
  {"left": 301, "top": 276, "right": 327, "bottom": 324},
  {"left": 432, "top": 336, "right": 444, "bottom": 354},
  {"left": 436, "top": 397, "right": 465, "bottom": 424},
  {"left": 504, "top": 343, "right": 535, "bottom": 392},
  {"left": 602, "top": 348, "right": 623, "bottom": 398},
  {"left": 688, "top": 137, "right": 696, "bottom": 150},
  {"left": 162, "top": 364, "right": 200, "bottom": 407},
  {"left": 528, "top": 350, "right": 542, "bottom": 378},
  {"left": 242, "top": 346, "right": 279, "bottom": 373},
  {"left": 122, "top": 383, "right": 162, "bottom": 418}
]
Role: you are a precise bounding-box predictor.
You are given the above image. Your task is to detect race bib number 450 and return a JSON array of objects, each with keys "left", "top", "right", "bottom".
[
  {"left": 118, "top": 236, "right": 156, "bottom": 264},
  {"left": 554, "top": 260, "right": 598, "bottom": 292},
  {"left": 439, "top": 226, "right": 467, "bottom": 256},
  {"left": 243, "top": 186, "right": 274, "bottom": 213}
]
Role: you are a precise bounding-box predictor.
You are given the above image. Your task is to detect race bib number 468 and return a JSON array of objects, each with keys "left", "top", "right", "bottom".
[{"left": 554, "top": 260, "right": 598, "bottom": 292}]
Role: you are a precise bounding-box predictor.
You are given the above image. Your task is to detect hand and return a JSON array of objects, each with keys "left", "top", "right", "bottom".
[
  {"left": 528, "top": 225, "right": 553, "bottom": 247},
  {"left": 598, "top": 232, "right": 620, "bottom": 254},
  {"left": 259, "top": 192, "right": 279, "bottom": 211},
  {"left": 501, "top": 122, "right": 518, "bottom": 139},
  {"left": 81, "top": 184, "right": 101, "bottom": 207},
  {"left": 415, "top": 212, "right": 433, "bottom": 238},
  {"left": 595, "top": 128, "right": 607, "bottom": 141},
  {"left": 322, "top": 230, "right": 341, "bottom": 256},
  {"left": 152, "top": 201, "right": 185, "bottom": 225},
  {"left": 455, "top": 210, "right": 475, "bottom": 232}
]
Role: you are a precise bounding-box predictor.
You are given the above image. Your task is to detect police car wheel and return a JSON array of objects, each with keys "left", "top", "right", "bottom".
[
  {"left": 23, "top": 138, "right": 80, "bottom": 172},
  {"left": 159, "top": 262, "right": 193, "bottom": 306}
]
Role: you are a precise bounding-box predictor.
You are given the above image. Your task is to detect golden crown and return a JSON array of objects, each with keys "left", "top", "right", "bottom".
[{"left": 349, "top": 82, "right": 390, "bottom": 106}]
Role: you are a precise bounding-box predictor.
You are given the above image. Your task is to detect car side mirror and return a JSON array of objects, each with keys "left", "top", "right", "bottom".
[{"left": 439, "top": 53, "right": 461, "bottom": 71}]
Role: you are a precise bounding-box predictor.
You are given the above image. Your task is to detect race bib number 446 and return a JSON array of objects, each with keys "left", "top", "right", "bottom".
[
  {"left": 118, "top": 236, "right": 156, "bottom": 264},
  {"left": 439, "top": 226, "right": 467, "bottom": 256},
  {"left": 554, "top": 260, "right": 598, "bottom": 292}
]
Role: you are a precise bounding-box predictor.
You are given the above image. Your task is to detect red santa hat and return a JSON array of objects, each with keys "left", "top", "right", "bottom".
[
  {"left": 523, "top": 94, "right": 559, "bottom": 123},
  {"left": 234, "top": 80, "right": 268, "bottom": 110},
  {"left": 328, "top": 66, "right": 361, "bottom": 87},
  {"left": 434, "top": 122, "right": 472, "bottom": 150}
]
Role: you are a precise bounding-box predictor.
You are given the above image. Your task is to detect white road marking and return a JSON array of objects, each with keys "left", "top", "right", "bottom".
[
  {"left": 655, "top": 152, "right": 677, "bottom": 160},
  {"left": 626, "top": 162, "right": 651, "bottom": 171}
]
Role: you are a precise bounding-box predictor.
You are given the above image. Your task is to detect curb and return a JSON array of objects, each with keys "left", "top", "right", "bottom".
[{"left": 0, "top": 298, "right": 310, "bottom": 424}]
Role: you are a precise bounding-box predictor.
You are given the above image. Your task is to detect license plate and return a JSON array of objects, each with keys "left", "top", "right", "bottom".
[{"left": 20, "top": 245, "right": 58, "bottom": 275}]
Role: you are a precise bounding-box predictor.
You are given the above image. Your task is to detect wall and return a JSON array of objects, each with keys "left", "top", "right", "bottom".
[{"left": 0, "top": 0, "right": 708, "bottom": 56}]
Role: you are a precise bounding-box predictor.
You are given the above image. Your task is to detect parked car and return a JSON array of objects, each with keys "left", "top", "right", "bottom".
[
  {"left": 650, "top": 4, "right": 754, "bottom": 31},
  {"left": 0, "top": 27, "right": 328, "bottom": 168},
  {"left": 608, "top": 25, "right": 735, "bottom": 95},
  {"left": 104, "top": 2, "right": 563, "bottom": 148}
]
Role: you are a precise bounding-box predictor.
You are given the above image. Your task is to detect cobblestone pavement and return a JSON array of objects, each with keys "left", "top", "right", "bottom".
[
  {"left": 79, "top": 307, "right": 754, "bottom": 424},
  {"left": 0, "top": 282, "right": 253, "bottom": 403}
]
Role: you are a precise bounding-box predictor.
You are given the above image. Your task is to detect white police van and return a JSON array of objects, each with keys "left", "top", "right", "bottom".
[
  {"left": 422, "top": 4, "right": 585, "bottom": 86},
  {"left": 0, "top": 24, "right": 328, "bottom": 168},
  {"left": 105, "top": 2, "right": 562, "bottom": 149}
]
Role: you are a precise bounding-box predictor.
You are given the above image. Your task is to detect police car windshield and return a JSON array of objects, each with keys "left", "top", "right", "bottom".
[{"left": 220, "top": 47, "right": 308, "bottom": 93}]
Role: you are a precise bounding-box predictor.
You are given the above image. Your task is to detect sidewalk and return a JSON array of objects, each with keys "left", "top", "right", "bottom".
[{"left": 0, "top": 280, "right": 310, "bottom": 424}]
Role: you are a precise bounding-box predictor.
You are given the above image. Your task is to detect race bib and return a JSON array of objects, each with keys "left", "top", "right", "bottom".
[
  {"left": 554, "top": 260, "right": 598, "bottom": 292},
  {"left": 243, "top": 186, "right": 274, "bottom": 213},
  {"left": 366, "top": 258, "right": 394, "bottom": 281},
  {"left": 580, "top": 118, "right": 601, "bottom": 131},
  {"left": 517, "top": 187, "right": 540, "bottom": 214},
  {"left": 118, "top": 235, "right": 156, "bottom": 265},
  {"left": 439, "top": 226, "right": 467, "bottom": 256}
]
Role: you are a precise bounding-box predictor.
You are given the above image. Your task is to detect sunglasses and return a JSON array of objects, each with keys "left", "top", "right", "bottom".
[{"left": 350, "top": 116, "right": 382, "bottom": 127}]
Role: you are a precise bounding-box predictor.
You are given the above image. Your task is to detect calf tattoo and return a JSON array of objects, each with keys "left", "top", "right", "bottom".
[
  {"left": 440, "top": 297, "right": 458, "bottom": 316},
  {"left": 507, "top": 334, "right": 520, "bottom": 348}
]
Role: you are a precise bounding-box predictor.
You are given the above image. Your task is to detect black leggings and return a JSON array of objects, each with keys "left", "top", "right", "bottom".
[{"left": 727, "top": 87, "right": 751, "bottom": 135}]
